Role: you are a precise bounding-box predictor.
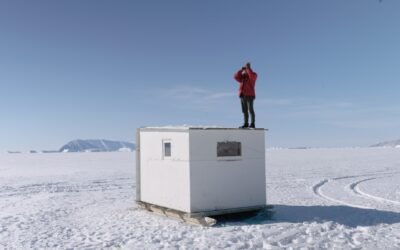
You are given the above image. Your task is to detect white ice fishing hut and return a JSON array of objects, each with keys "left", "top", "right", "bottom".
[{"left": 136, "top": 126, "right": 267, "bottom": 220}]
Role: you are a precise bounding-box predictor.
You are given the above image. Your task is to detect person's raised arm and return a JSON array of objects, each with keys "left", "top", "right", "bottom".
[{"left": 234, "top": 68, "right": 244, "bottom": 83}]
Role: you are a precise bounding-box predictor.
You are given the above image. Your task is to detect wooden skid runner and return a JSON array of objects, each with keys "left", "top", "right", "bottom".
[
  {"left": 137, "top": 201, "right": 274, "bottom": 226},
  {"left": 137, "top": 201, "right": 216, "bottom": 226}
]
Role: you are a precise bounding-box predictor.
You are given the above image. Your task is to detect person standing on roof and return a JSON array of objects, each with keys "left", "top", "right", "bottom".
[{"left": 234, "top": 62, "right": 258, "bottom": 128}]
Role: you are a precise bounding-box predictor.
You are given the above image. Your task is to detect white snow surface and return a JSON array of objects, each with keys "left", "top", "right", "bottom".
[{"left": 1, "top": 148, "right": 400, "bottom": 249}]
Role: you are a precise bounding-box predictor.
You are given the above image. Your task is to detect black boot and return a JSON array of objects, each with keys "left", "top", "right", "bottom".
[
  {"left": 249, "top": 123, "right": 255, "bottom": 128},
  {"left": 239, "top": 123, "right": 249, "bottom": 129}
]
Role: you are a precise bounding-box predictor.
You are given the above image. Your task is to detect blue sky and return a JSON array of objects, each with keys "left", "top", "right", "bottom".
[{"left": 1, "top": 0, "right": 400, "bottom": 151}]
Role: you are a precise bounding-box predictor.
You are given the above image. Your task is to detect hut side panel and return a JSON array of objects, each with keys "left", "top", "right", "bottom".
[{"left": 139, "top": 131, "right": 191, "bottom": 212}]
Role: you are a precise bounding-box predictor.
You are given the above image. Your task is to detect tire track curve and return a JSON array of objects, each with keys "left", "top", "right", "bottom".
[
  {"left": 312, "top": 179, "right": 373, "bottom": 209},
  {"left": 349, "top": 177, "right": 400, "bottom": 207}
]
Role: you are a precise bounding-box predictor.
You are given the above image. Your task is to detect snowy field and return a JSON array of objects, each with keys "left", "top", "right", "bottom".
[{"left": 1, "top": 148, "right": 400, "bottom": 249}]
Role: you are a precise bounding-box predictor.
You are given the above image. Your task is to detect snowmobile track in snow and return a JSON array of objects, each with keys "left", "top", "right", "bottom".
[
  {"left": 312, "top": 178, "right": 373, "bottom": 209},
  {"left": 348, "top": 177, "right": 400, "bottom": 207},
  {"left": 312, "top": 172, "right": 400, "bottom": 210}
]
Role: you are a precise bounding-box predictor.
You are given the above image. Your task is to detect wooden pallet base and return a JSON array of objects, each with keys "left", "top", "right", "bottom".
[{"left": 136, "top": 201, "right": 274, "bottom": 226}]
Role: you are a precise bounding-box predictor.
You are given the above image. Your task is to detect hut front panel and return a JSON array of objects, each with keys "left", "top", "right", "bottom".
[{"left": 188, "top": 129, "right": 266, "bottom": 212}]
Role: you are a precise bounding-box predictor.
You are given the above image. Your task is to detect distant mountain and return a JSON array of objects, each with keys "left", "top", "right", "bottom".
[
  {"left": 59, "top": 139, "right": 135, "bottom": 152},
  {"left": 370, "top": 139, "right": 400, "bottom": 148}
]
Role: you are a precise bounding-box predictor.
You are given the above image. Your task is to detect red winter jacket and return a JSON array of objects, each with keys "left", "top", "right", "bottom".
[{"left": 234, "top": 68, "right": 257, "bottom": 97}]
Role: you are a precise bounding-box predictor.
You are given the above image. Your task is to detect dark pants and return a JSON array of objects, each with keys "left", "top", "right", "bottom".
[{"left": 240, "top": 96, "right": 255, "bottom": 124}]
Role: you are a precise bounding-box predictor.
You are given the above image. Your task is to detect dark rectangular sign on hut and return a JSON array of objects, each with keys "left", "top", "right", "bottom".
[{"left": 217, "top": 141, "right": 241, "bottom": 157}]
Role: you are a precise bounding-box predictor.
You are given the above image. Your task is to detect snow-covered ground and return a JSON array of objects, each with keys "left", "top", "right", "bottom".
[{"left": 1, "top": 148, "right": 400, "bottom": 249}]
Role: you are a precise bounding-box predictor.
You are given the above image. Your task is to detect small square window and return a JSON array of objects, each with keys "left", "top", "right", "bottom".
[
  {"left": 217, "top": 141, "right": 241, "bottom": 157},
  {"left": 163, "top": 141, "right": 171, "bottom": 158}
]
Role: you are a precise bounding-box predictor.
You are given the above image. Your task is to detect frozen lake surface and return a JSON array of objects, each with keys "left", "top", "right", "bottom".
[{"left": 1, "top": 148, "right": 400, "bottom": 249}]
